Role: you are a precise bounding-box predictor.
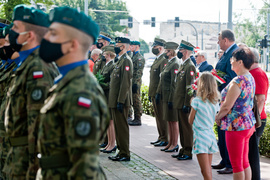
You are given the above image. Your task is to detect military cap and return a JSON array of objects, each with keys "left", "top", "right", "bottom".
[
  {"left": 178, "top": 40, "right": 195, "bottom": 51},
  {"left": 130, "top": 41, "right": 140, "bottom": 46},
  {"left": 98, "top": 32, "right": 112, "bottom": 42},
  {"left": 152, "top": 38, "right": 166, "bottom": 47},
  {"left": 102, "top": 46, "right": 115, "bottom": 53},
  {"left": 12, "top": 4, "right": 50, "bottom": 27},
  {"left": 109, "top": 41, "right": 115, "bottom": 45},
  {"left": 49, "top": 6, "right": 100, "bottom": 42},
  {"left": 164, "top": 42, "right": 179, "bottom": 50},
  {"left": 2, "top": 23, "right": 13, "bottom": 37},
  {"left": 115, "top": 37, "right": 130, "bottom": 44}
]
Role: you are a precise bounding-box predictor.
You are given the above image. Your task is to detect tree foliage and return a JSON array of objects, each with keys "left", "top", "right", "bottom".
[{"left": 139, "top": 38, "right": 149, "bottom": 56}]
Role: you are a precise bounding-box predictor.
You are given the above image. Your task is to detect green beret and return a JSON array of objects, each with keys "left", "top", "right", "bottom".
[
  {"left": 130, "top": 41, "right": 140, "bottom": 46},
  {"left": 49, "top": 6, "right": 100, "bottom": 42},
  {"left": 12, "top": 4, "right": 50, "bottom": 27},
  {"left": 164, "top": 42, "right": 179, "bottom": 50},
  {"left": 3, "top": 23, "right": 13, "bottom": 37},
  {"left": 152, "top": 38, "right": 166, "bottom": 47},
  {"left": 98, "top": 32, "right": 112, "bottom": 42},
  {"left": 0, "top": 28, "right": 4, "bottom": 39},
  {"left": 115, "top": 37, "right": 130, "bottom": 44},
  {"left": 102, "top": 46, "right": 115, "bottom": 53},
  {"left": 109, "top": 41, "right": 115, "bottom": 45},
  {"left": 178, "top": 40, "right": 195, "bottom": 51}
]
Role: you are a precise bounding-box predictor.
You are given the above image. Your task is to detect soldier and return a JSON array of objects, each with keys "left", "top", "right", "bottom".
[
  {"left": 149, "top": 38, "right": 169, "bottom": 146},
  {"left": 128, "top": 40, "right": 145, "bottom": 126},
  {"left": 0, "top": 23, "right": 19, "bottom": 180},
  {"left": 171, "top": 40, "right": 196, "bottom": 160},
  {"left": 3, "top": 4, "right": 58, "bottom": 179},
  {"left": 0, "top": 28, "right": 9, "bottom": 69},
  {"left": 156, "top": 42, "right": 179, "bottom": 149},
  {"left": 93, "top": 32, "right": 112, "bottom": 75},
  {"left": 127, "top": 45, "right": 133, "bottom": 58},
  {"left": 37, "top": 6, "right": 109, "bottom": 179},
  {"left": 108, "top": 37, "right": 133, "bottom": 161},
  {"left": 99, "top": 46, "right": 117, "bottom": 153}
]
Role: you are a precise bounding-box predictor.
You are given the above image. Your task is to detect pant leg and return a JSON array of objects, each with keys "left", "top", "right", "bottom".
[
  {"left": 218, "top": 126, "right": 232, "bottom": 168},
  {"left": 133, "top": 86, "right": 142, "bottom": 119},
  {"left": 178, "top": 110, "right": 193, "bottom": 157},
  {"left": 249, "top": 131, "right": 260, "bottom": 180},
  {"left": 111, "top": 107, "right": 130, "bottom": 157},
  {"left": 152, "top": 97, "right": 168, "bottom": 142}
]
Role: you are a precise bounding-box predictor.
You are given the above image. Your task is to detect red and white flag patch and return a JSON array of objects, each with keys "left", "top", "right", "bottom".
[
  {"left": 174, "top": 69, "right": 178, "bottom": 74},
  {"left": 33, "top": 71, "right": 43, "bottom": 79},
  {"left": 78, "top": 97, "right": 91, "bottom": 108},
  {"left": 190, "top": 71, "right": 194, "bottom": 76},
  {"left": 125, "top": 66, "right": 130, "bottom": 71},
  {"left": 164, "top": 64, "right": 167, "bottom": 67}
]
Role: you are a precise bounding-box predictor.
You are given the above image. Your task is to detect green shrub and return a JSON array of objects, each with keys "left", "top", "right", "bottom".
[
  {"left": 140, "top": 84, "right": 154, "bottom": 116},
  {"left": 259, "top": 117, "right": 270, "bottom": 158}
]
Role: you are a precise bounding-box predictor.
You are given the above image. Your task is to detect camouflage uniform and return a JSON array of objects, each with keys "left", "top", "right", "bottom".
[
  {"left": 129, "top": 52, "right": 145, "bottom": 121},
  {"left": 3, "top": 49, "right": 57, "bottom": 179},
  {"left": 0, "top": 61, "right": 16, "bottom": 179},
  {"left": 37, "top": 64, "right": 109, "bottom": 179},
  {"left": 108, "top": 53, "right": 133, "bottom": 158}
]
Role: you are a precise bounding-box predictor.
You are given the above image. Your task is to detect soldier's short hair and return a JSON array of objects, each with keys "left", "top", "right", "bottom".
[
  {"left": 219, "top": 29, "right": 235, "bottom": 42},
  {"left": 22, "top": 22, "right": 48, "bottom": 43}
]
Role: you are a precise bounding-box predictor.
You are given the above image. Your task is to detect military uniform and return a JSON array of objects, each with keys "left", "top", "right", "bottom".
[
  {"left": 149, "top": 53, "right": 168, "bottom": 142},
  {"left": 108, "top": 49, "right": 133, "bottom": 158},
  {"left": 173, "top": 40, "right": 196, "bottom": 158},
  {"left": 127, "top": 50, "right": 133, "bottom": 58},
  {"left": 157, "top": 56, "right": 179, "bottom": 121},
  {"left": 100, "top": 60, "right": 115, "bottom": 102}
]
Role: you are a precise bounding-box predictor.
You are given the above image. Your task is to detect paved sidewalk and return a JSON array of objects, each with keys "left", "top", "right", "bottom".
[{"left": 100, "top": 114, "right": 270, "bottom": 180}]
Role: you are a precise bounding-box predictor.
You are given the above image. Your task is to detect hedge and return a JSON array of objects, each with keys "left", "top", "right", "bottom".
[{"left": 141, "top": 84, "right": 270, "bottom": 158}]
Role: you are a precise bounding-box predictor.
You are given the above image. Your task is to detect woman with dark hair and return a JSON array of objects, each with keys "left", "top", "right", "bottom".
[{"left": 215, "top": 47, "right": 256, "bottom": 180}]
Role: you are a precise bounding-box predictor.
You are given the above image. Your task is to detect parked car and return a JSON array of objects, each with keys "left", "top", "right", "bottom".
[{"left": 145, "top": 57, "right": 155, "bottom": 67}]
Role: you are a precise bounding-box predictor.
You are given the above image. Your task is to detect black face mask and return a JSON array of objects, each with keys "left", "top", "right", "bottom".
[
  {"left": 101, "top": 55, "right": 106, "bottom": 62},
  {"left": 97, "top": 42, "right": 103, "bottom": 49},
  {"left": 0, "top": 46, "right": 16, "bottom": 60},
  {"left": 39, "top": 38, "right": 70, "bottom": 63},
  {"left": 114, "top": 46, "right": 122, "bottom": 55},
  {"left": 152, "top": 47, "right": 159, "bottom": 55},
  {"left": 9, "top": 29, "right": 28, "bottom": 52},
  {"left": 177, "top": 51, "right": 183, "bottom": 59}
]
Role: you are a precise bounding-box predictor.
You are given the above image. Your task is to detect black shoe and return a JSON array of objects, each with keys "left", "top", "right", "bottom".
[
  {"left": 127, "top": 117, "right": 133, "bottom": 123},
  {"left": 99, "top": 142, "right": 108, "bottom": 148},
  {"left": 165, "top": 145, "right": 179, "bottom": 152},
  {"left": 150, "top": 139, "right": 160, "bottom": 145},
  {"left": 217, "top": 167, "right": 233, "bottom": 174},
  {"left": 128, "top": 120, "right": 141, "bottom": 126},
  {"left": 154, "top": 141, "right": 168, "bottom": 147},
  {"left": 111, "top": 156, "right": 130, "bottom": 161},
  {"left": 102, "top": 146, "right": 117, "bottom": 153},
  {"left": 211, "top": 163, "right": 226, "bottom": 169},
  {"left": 171, "top": 153, "right": 181, "bottom": 158},
  {"left": 177, "top": 154, "right": 192, "bottom": 160},
  {"left": 160, "top": 147, "right": 168, "bottom": 151}
]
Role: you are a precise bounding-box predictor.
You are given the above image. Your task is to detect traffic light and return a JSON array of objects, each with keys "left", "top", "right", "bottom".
[
  {"left": 151, "top": 17, "right": 155, "bottom": 27},
  {"left": 128, "top": 17, "right": 133, "bottom": 28},
  {"left": 175, "top": 17, "right": 179, "bottom": 27}
]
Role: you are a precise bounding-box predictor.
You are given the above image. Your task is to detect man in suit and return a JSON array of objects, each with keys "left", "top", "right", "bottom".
[
  {"left": 212, "top": 29, "right": 238, "bottom": 174},
  {"left": 108, "top": 37, "right": 133, "bottom": 161},
  {"left": 195, "top": 50, "right": 213, "bottom": 72}
]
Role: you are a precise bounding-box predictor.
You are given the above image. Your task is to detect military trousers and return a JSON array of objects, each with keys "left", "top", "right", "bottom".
[
  {"left": 151, "top": 97, "right": 168, "bottom": 142},
  {"left": 177, "top": 110, "right": 193, "bottom": 157},
  {"left": 111, "top": 107, "right": 130, "bottom": 157},
  {"left": 128, "top": 86, "right": 142, "bottom": 119}
]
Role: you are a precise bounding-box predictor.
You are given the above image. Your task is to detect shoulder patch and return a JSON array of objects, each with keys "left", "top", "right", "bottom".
[
  {"left": 125, "top": 66, "right": 130, "bottom": 71},
  {"left": 174, "top": 69, "right": 178, "bottom": 74},
  {"left": 78, "top": 97, "right": 91, "bottom": 108},
  {"left": 75, "top": 120, "right": 91, "bottom": 137},
  {"left": 190, "top": 71, "right": 194, "bottom": 76},
  {"left": 33, "top": 71, "right": 43, "bottom": 79},
  {"left": 31, "top": 88, "right": 44, "bottom": 101},
  {"left": 164, "top": 64, "right": 167, "bottom": 67}
]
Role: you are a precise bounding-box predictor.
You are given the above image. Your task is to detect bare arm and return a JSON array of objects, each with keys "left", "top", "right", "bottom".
[
  {"left": 215, "top": 82, "right": 241, "bottom": 125},
  {"left": 256, "top": 94, "right": 265, "bottom": 114},
  {"left": 189, "top": 107, "right": 196, "bottom": 125}
]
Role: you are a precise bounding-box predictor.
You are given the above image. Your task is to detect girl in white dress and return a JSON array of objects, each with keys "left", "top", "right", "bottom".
[{"left": 189, "top": 72, "right": 220, "bottom": 180}]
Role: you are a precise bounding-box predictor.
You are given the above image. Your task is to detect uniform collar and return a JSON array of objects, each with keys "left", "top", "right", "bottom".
[
  {"left": 54, "top": 60, "right": 88, "bottom": 84},
  {"left": 133, "top": 51, "right": 139, "bottom": 55},
  {"left": 17, "top": 45, "right": 39, "bottom": 68}
]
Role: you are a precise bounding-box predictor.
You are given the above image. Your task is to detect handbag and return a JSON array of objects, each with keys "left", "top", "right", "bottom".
[{"left": 253, "top": 96, "right": 261, "bottom": 128}]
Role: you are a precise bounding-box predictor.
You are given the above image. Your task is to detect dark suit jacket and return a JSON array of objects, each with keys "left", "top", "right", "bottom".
[
  {"left": 198, "top": 61, "right": 213, "bottom": 72},
  {"left": 215, "top": 44, "right": 238, "bottom": 91},
  {"left": 190, "top": 55, "right": 196, "bottom": 66}
]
